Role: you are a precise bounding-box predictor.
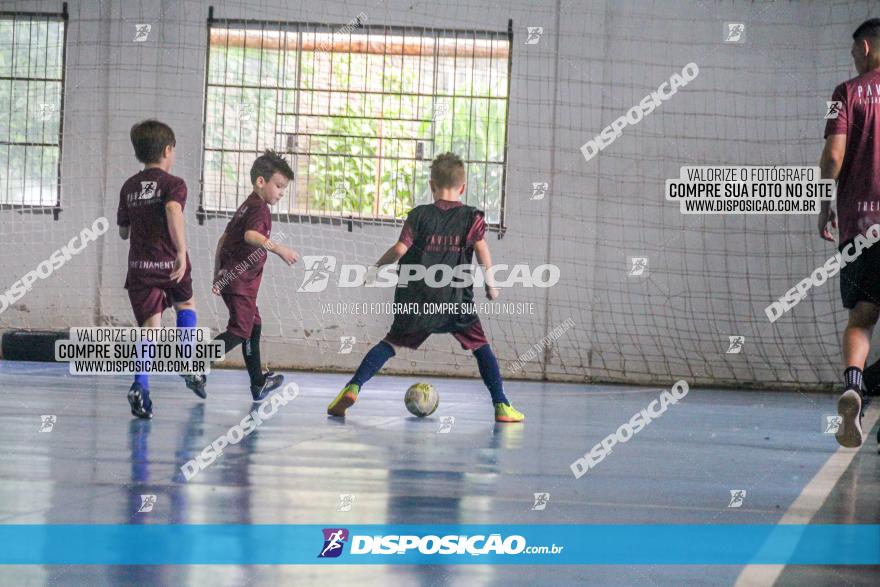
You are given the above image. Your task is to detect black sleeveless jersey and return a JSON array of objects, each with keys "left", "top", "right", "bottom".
[{"left": 389, "top": 203, "right": 482, "bottom": 336}]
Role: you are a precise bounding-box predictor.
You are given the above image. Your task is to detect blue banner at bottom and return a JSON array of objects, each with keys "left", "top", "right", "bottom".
[{"left": 0, "top": 524, "right": 877, "bottom": 565}]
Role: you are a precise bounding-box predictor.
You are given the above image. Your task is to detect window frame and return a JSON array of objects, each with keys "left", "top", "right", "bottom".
[
  {"left": 198, "top": 8, "right": 512, "bottom": 237},
  {"left": 0, "top": 3, "right": 68, "bottom": 220}
]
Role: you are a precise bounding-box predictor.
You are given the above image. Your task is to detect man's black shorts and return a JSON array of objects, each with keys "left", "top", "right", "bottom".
[{"left": 839, "top": 238, "right": 880, "bottom": 309}]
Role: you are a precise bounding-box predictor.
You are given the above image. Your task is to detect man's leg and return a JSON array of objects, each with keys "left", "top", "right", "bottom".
[
  {"left": 842, "top": 301, "right": 879, "bottom": 371},
  {"left": 838, "top": 301, "right": 879, "bottom": 447}
]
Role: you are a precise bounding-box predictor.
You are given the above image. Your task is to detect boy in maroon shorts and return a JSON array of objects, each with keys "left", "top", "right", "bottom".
[
  {"left": 211, "top": 150, "right": 299, "bottom": 401},
  {"left": 118, "top": 119, "right": 205, "bottom": 419},
  {"left": 327, "top": 152, "right": 525, "bottom": 422}
]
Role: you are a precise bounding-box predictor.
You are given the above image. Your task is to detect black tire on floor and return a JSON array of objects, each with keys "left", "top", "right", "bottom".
[{"left": 1, "top": 330, "right": 69, "bottom": 362}]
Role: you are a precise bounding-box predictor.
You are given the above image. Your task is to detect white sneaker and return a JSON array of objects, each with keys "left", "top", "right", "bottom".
[{"left": 835, "top": 389, "right": 863, "bottom": 448}]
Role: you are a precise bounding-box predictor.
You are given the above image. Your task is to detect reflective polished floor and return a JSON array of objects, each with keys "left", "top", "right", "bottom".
[{"left": 0, "top": 361, "right": 877, "bottom": 586}]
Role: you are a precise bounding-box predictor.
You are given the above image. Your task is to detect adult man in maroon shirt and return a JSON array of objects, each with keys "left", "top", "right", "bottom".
[{"left": 818, "top": 18, "right": 880, "bottom": 449}]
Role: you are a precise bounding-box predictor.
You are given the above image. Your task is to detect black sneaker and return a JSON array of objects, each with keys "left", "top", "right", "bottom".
[
  {"left": 181, "top": 374, "right": 207, "bottom": 399},
  {"left": 251, "top": 372, "right": 284, "bottom": 402},
  {"left": 128, "top": 382, "right": 153, "bottom": 420},
  {"left": 835, "top": 388, "right": 863, "bottom": 448}
]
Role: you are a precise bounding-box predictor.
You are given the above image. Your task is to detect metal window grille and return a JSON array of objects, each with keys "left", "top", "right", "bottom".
[
  {"left": 0, "top": 4, "right": 67, "bottom": 218},
  {"left": 199, "top": 9, "right": 511, "bottom": 233}
]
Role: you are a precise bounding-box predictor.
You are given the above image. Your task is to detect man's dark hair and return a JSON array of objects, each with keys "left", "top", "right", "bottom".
[
  {"left": 853, "top": 18, "right": 880, "bottom": 43},
  {"left": 250, "top": 149, "right": 294, "bottom": 185},
  {"left": 129, "top": 119, "right": 176, "bottom": 164}
]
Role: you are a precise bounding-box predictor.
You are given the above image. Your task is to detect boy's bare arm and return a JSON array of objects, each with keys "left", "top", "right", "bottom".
[
  {"left": 244, "top": 229, "right": 299, "bottom": 266},
  {"left": 473, "top": 239, "right": 499, "bottom": 300},
  {"left": 376, "top": 241, "right": 409, "bottom": 266},
  {"left": 119, "top": 226, "right": 129, "bottom": 240},
  {"left": 165, "top": 201, "right": 187, "bottom": 282}
]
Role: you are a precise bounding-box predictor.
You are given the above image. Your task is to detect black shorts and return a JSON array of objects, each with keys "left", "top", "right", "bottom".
[{"left": 839, "top": 238, "right": 880, "bottom": 309}]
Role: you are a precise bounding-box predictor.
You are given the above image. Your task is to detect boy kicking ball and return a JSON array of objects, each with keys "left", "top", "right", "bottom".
[
  {"left": 118, "top": 119, "right": 205, "bottom": 419},
  {"left": 327, "top": 152, "right": 525, "bottom": 423},
  {"left": 211, "top": 150, "right": 299, "bottom": 401}
]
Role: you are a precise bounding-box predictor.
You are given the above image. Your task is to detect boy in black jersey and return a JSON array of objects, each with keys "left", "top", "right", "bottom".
[{"left": 327, "top": 153, "right": 524, "bottom": 422}]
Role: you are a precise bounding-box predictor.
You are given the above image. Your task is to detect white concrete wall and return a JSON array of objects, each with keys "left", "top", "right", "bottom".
[{"left": 1, "top": 0, "right": 875, "bottom": 389}]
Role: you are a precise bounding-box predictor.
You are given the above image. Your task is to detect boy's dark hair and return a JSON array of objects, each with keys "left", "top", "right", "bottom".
[
  {"left": 853, "top": 18, "right": 880, "bottom": 43},
  {"left": 430, "top": 152, "right": 466, "bottom": 189},
  {"left": 130, "top": 119, "right": 176, "bottom": 164},
  {"left": 250, "top": 149, "right": 294, "bottom": 185}
]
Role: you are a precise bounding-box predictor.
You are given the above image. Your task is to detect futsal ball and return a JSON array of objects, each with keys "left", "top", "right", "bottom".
[{"left": 405, "top": 382, "right": 439, "bottom": 417}]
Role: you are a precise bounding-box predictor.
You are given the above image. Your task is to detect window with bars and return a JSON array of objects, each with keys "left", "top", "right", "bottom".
[
  {"left": 0, "top": 8, "right": 67, "bottom": 212},
  {"left": 200, "top": 15, "right": 511, "bottom": 230}
]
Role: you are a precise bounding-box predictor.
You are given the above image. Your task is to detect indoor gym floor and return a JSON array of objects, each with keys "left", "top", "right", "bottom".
[{"left": 0, "top": 360, "right": 877, "bottom": 586}]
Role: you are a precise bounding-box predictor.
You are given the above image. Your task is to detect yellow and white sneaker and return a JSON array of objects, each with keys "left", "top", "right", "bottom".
[
  {"left": 327, "top": 383, "right": 359, "bottom": 417},
  {"left": 494, "top": 402, "right": 525, "bottom": 423}
]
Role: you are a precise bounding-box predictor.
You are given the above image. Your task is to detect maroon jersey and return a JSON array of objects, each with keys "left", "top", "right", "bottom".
[
  {"left": 217, "top": 192, "right": 272, "bottom": 297},
  {"left": 117, "top": 167, "right": 191, "bottom": 289},
  {"left": 825, "top": 69, "right": 880, "bottom": 242}
]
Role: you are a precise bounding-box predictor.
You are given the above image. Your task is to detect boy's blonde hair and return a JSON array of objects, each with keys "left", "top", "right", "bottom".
[{"left": 430, "top": 152, "right": 466, "bottom": 189}]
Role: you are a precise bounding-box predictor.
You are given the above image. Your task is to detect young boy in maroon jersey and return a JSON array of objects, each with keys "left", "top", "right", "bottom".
[
  {"left": 819, "top": 18, "right": 880, "bottom": 450},
  {"left": 211, "top": 150, "right": 299, "bottom": 401},
  {"left": 118, "top": 119, "right": 205, "bottom": 419},
  {"left": 327, "top": 152, "right": 525, "bottom": 422}
]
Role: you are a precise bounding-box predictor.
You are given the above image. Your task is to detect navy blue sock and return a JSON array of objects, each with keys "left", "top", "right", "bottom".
[
  {"left": 349, "top": 341, "right": 395, "bottom": 388},
  {"left": 473, "top": 344, "right": 508, "bottom": 405}
]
